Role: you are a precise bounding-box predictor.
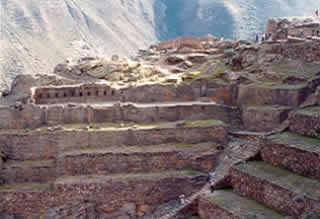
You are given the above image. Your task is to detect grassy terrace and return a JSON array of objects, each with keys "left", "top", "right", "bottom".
[
  {"left": 271, "top": 60, "right": 320, "bottom": 80},
  {"left": 0, "top": 170, "right": 204, "bottom": 192},
  {"left": 234, "top": 161, "right": 320, "bottom": 198},
  {"left": 246, "top": 105, "right": 292, "bottom": 111},
  {"left": 55, "top": 169, "right": 205, "bottom": 184},
  {"left": 5, "top": 159, "right": 55, "bottom": 168},
  {"left": 204, "top": 190, "right": 284, "bottom": 218},
  {"left": 62, "top": 142, "right": 220, "bottom": 156},
  {"left": 269, "top": 132, "right": 320, "bottom": 153},
  {"left": 181, "top": 61, "right": 230, "bottom": 84},
  {"left": 0, "top": 119, "right": 225, "bottom": 134},
  {"left": 0, "top": 182, "right": 52, "bottom": 192},
  {"left": 245, "top": 81, "right": 306, "bottom": 89},
  {"left": 295, "top": 106, "right": 320, "bottom": 117}
]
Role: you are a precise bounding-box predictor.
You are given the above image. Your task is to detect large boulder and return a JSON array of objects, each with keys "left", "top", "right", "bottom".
[
  {"left": 216, "top": 40, "right": 234, "bottom": 49},
  {"left": 166, "top": 55, "right": 186, "bottom": 65},
  {"left": 186, "top": 53, "right": 208, "bottom": 64}
]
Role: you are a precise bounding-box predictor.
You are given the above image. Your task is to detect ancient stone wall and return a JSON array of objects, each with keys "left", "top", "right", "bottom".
[
  {"left": 237, "top": 84, "right": 309, "bottom": 106},
  {"left": 0, "top": 126, "right": 228, "bottom": 161},
  {"left": 0, "top": 173, "right": 205, "bottom": 217},
  {"left": 266, "top": 17, "right": 320, "bottom": 41},
  {"left": 158, "top": 37, "right": 202, "bottom": 51},
  {"left": 289, "top": 110, "right": 320, "bottom": 138},
  {"left": 242, "top": 106, "right": 291, "bottom": 132},
  {"left": 0, "top": 102, "right": 241, "bottom": 130},
  {"left": 261, "top": 140, "right": 320, "bottom": 179},
  {"left": 230, "top": 167, "right": 320, "bottom": 217},
  {"left": 268, "top": 41, "right": 320, "bottom": 62},
  {"left": 198, "top": 197, "right": 237, "bottom": 219}
]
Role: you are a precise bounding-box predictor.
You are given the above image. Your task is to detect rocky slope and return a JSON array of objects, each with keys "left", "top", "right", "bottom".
[
  {"left": 0, "top": 0, "right": 157, "bottom": 88},
  {"left": 0, "top": 0, "right": 318, "bottom": 90}
]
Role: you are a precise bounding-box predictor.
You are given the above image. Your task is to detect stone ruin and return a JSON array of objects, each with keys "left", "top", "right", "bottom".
[
  {"left": 0, "top": 18, "right": 320, "bottom": 219},
  {"left": 266, "top": 16, "right": 320, "bottom": 41}
]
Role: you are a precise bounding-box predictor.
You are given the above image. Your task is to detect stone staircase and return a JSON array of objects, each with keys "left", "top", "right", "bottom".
[
  {"left": 198, "top": 105, "right": 320, "bottom": 218},
  {"left": 142, "top": 138, "right": 261, "bottom": 219}
]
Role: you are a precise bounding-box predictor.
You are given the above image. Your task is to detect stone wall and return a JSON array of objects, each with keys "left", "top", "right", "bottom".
[
  {"left": 34, "top": 81, "right": 238, "bottom": 105},
  {"left": 0, "top": 160, "right": 56, "bottom": 184},
  {"left": 158, "top": 37, "right": 202, "bottom": 51},
  {"left": 0, "top": 125, "right": 228, "bottom": 161},
  {"left": 242, "top": 106, "right": 291, "bottom": 132},
  {"left": 268, "top": 41, "right": 320, "bottom": 62},
  {"left": 0, "top": 173, "right": 205, "bottom": 217},
  {"left": 289, "top": 109, "right": 320, "bottom": 138},
  {"left": 58, "top": 149, "right": 220, "bottom": 176},
  {"left": 230, "top": 167, "right": 320, "bottom": 217},
  {"left": 0, "top": 101, "right": 241, "bottom": 130},
  {"left": 265, "top": 17, "right": 320, "bottom": 41},
  {"left": 261, "top": 140, "right": 320, "bottom": 179},
  {"left": 237, "top": 84, "right": 308, "bottom": 106},
  {"left": 198, "top": 197, "right": 237, "bottom": 219}
]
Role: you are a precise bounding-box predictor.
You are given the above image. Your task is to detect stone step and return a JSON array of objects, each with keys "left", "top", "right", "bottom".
[
  {"left": 0, "top": 159, "right": 56, "bottom": 184},
  {"left": 0, "top": 170, "right": 206, "bottom": 217},
  {"left": 58, "top": 142, "right": 221, "bottom": 176},
  {"left": 231, "top": 161, "right": 320, "bottom": 217},
  {"left": 242, "top": 105, "right": 291, "bottom": 132},
  {"left": 262, "top": 132, "right": 320, "bottom": 179},
  {"left": 198, "top": 190, "right": 285, "bottom": 219},
  {"left": 0, "top": 119, "right": 228, "bottom": 161},
  {"left": 289, "top": 106, "right": 320, "bottom": 138}
]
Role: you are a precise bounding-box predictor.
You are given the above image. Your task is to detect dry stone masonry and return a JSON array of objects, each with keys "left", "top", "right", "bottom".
[{"left": 0, "top": 16, "right": 320, "bottom": 218}]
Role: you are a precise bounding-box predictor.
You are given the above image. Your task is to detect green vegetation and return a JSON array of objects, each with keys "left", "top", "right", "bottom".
[
  {"left": 246, "top": 81, "right": 305, "bottom": 89},
  {"left": 0, "top": 182, "right": 52, "bottom": 192},
  {"left": 184, "top": 119, "right": 225, "bottom": 128},
  {"left": 34, "top": 119, "right": 225, "bottom": 133},
  {"left": 188, "top": 216, "right": 201, "bottom": 219},
  {"left": 235, "top": 161, "right": 320, "bottom": 197},
  {"left": 206, "top": 190, "right": 284, "bottom": 218},
  {"left": 270, "top": 132, "right": 320, "bottom": 152},
  {"left": 182, "top": 61, "right": 229, "bottom": 82},
  {"left": 296, "top": 106, "right": 320, "bottom": 116},
  {"left": 271, "top": 60, "right": 320, "bottom": 80}
]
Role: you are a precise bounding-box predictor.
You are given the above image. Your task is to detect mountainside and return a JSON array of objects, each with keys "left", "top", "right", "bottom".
[
  {"left": 0, "top": 0, "right": 157, "bottom": 88},
  {"left": 0, "top": 0, "right": 319, "bottom": 89}
]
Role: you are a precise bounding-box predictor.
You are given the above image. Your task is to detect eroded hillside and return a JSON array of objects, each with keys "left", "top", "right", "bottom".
[{"left": 0, "top": 0, "right": 156, "bottom": 88}]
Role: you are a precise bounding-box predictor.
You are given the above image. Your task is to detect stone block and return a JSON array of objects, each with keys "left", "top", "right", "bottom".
[{"left": 242, "top": 105, "right": 291, "bottom": 132}]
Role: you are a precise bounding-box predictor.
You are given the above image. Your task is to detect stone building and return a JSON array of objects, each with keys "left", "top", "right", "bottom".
[
  {"left": 158, "top": 36, "right": 202, "bottom": 51},
  {"left": 265, "top": 17, "right": 320, "bottom": 40}
]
